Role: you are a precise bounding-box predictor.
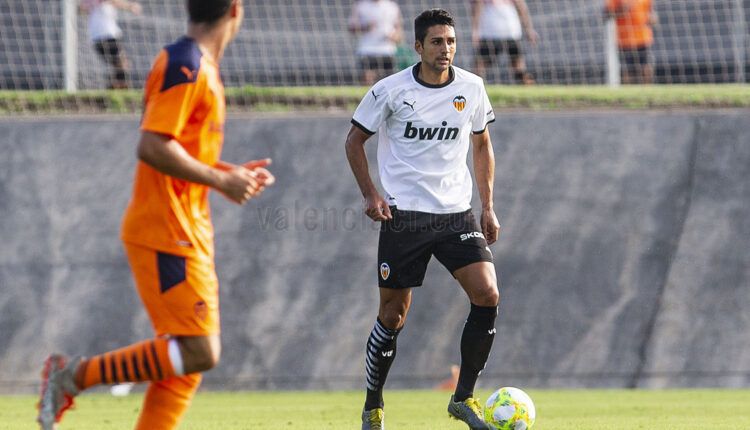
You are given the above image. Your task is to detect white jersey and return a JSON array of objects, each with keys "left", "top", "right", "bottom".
[
  {"left": 87, "top": 2, "right": 122, "bottom": 42},
  {"left": 477, "top": 0, "right": 523, "bottom": 41},
  {"left": 352, "top": 64, "right": 496, "bottom": 214},
  {"left": 349, "top": 0, "right": 401, "bottom": 57}
]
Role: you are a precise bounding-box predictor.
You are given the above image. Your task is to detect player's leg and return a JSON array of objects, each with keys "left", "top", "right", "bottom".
[
  {"left": 473, "top": 39, "right": 494, "bottom": 79},
  {"left": 133, "top": 334, "right": 220, "bottom": 430},
  {"left": 507, "top": 40, "right": 534, "bottom": 85},
  {"left": 620, "top": 48, "right": 635, "bottom": 84},
  {"left": 37, "top": 244, "right": 220, "bottom": 429},
  {"left": 365, "top": 287, "right": 411, "bottom": 407},
  {"left": 360, "top": 57, "right": 378, "bottom": 86},
  {"left": 453, "top": 262, "right": 499, "bottom": 399},
  {"left": 363, "top": 208, "right": 432, "bottom": 429},
  {"left": 108, "top": 38, "right": 130, "bottom": 89},
  {"left": 433, "top": 210, "right": 497, "bottom": 429},
  {"left": 636, "top": 46, "right": 654, "bottom": 84},
  {"left": 127, "top": 245, "right": 221, "bottom": 429},
  {"left": 134, "top": 373, "right": 202, "bottom": 430}
]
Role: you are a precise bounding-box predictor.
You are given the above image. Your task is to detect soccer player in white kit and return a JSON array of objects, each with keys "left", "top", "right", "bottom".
[{"left": 345, "top": 9, "right": 500, "bottom": 430}]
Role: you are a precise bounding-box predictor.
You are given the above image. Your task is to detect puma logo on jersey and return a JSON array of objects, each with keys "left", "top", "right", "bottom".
[
  {"left": 403, "top": 100, "right": 416, "bottom": 111},
  {"left": 180, "top": 66, "right": 196, "bottom": 80},
  {"left": 460, "top": 231, "right": 485, "bottom": 241},
  {"left": 403, "top": 121, "right": 459, "bottom": 140},
  {"left": 381, "top": 350, "right": 394, "bottom": 357}
]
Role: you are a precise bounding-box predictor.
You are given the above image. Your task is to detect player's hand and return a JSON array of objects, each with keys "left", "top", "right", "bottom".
[
  {"left": 129, "top": 2, "right": 142, "bottom": 15},
  {"left": 364, "top": 193, "right": 392, "bottom": 222},
  {"left": 526, "top": 29, "right": 539, "bottom": 46},
  {"left": 243, "top": 158, "right": 276, "bottom": 187},
  {"left": 481, "top": 208, "right": 500, "bottom": 245},
  {"left": 216, "top": 166, "right": 263, "bottom": 205}
]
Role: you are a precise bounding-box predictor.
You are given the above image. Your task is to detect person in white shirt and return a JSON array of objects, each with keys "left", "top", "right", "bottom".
[
  {"left": 471, "top": 0, "right": 538, "bottom": 84},
  {"left": 345, "top": 8, "right": 500, "bottom": 430},
  {"left": 348, "top": 0, "right": 403, "bottom": 85},
  {"left": 79, "top": 0, "right": 142, "bottom": 89}
]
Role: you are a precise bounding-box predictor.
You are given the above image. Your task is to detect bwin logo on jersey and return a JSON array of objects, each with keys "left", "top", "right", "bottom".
[
  {"left": 453, "top": 95, "right": 466, "bottom": 112},
  {"left": 404, "top": 121, "right": 459, "bottom": 141},
  {"left": 460, "top": 231, "right": 485, "bottom": 241}
]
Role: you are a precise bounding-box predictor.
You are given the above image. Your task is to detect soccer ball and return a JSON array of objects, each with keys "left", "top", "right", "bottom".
[{"left": 484, "top": 387, "right": 536, "bottom": 430}]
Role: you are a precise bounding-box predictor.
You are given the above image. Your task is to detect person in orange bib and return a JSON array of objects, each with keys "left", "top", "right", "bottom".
[
  {"left": 605, "top": 0, "right": 657, "bottom": 84},
  {"left": 36, "top": 1, "right": 274, "bottom": 429}
]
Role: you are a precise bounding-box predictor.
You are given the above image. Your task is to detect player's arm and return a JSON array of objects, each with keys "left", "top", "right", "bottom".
[
  {"left": 604, "top": 0, "right": 633, "bottom": 17},
  {"left": 513, "top": 0, "right": 539, "bottom": 45},
  {"left": 137, "top": 131, "right": 264, "bottom": 205},
  {"left": 470, "top": 0, "right": 482, "bottom": 45},
  {"left": 215, "top": 159, "right": 276, "bottom": 187},
  {"left": 344, "top": 125, "right": 392, "bottom": 221},
  {"left": 110, "top": 0, "right": 142, "bottom": 14},
  {"left": 389, "top": 8, "right": 404, "bottom": 44},
  {"left": 471, "top": 129, "right": 500, "bottom": 245}
]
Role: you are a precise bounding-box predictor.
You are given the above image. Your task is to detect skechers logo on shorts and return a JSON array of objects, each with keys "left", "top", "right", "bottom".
[
  {"left": 460, "top": 231, "right": 485, "bottom": 241},
  {"left": 403, "top": 121, "right": 459, "bottom": 140}
]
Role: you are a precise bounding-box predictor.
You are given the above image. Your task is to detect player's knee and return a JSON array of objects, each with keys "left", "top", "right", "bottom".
[
  {"left": 475, "top": 283, "right": 500, "bottom": 307},
  {"left": 178, "top": 336, "right": 221, "bottom": 373},
  {"left": 191, "top": 346, "right": 220, "bottom": 372},
  {"left": 379, "top": 308, "right": 406, "bottom": 330}
]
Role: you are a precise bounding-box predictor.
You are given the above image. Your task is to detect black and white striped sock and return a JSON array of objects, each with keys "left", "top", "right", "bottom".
[{"left": 364, "top": 318, "right": 401, "bottom": 410}]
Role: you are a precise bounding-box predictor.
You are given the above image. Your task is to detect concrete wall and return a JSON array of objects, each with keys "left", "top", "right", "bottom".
[{"left": 0, "top": 111, "right": 748, "bottom": 393}]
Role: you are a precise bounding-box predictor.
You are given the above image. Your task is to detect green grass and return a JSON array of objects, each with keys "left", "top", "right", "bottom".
[
  {"left": 2, "top": 84, "right": 750, "bottom": 115},
  {"left": 5, "top": 389, "right": 750, "bottom": 429}
]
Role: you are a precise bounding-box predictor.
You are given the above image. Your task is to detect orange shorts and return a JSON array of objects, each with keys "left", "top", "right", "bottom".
[{"left": 124, "top": 242, "right": 220, "bottom": 337}]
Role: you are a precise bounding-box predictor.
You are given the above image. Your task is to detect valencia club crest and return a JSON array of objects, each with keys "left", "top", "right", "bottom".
[
  {"left": 380, "top": 262, "right": 391, "bottom": 280},
  {"left": 452, "top": 95, "right": 466, "bottom": 112}
]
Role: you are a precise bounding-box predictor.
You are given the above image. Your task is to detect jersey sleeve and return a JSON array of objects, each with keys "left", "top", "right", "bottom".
[
  {"left": 141, "top": 52, "right": 201, "bottom": 138},
  {"left": 351, "top": 82, "right": 391, "bottom": 135},
  {"left": 471, "top": 83, "right": 496, "bottom": 134}
]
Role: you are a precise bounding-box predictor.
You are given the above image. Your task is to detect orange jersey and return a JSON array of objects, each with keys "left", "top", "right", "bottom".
[
  {"left": 607, "top": 0, "right": 653, "bottom": 49},
  {"left": 121, "top": 37, "right": 225, "bottom": 258}
]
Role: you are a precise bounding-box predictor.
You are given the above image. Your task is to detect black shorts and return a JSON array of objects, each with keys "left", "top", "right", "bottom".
[
  {"left": 377, "top": 208, "right": 494, "bottom": 289},
  {"left": 620, "top": 46, "right": 652, "bottom": 70},
  {"left": 94, "top": 38, "right": 124, "bottom": 67},
  {"left": 359, "top": 56, "right": 395, "bottom": 73},
  {"left": 476, "top": 39, "right": 523, "bottom": 64}
]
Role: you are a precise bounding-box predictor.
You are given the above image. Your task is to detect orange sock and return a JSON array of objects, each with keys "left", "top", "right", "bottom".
[
  {"left": 77, "top": 338, "right": 176, "bottom": 390},
  {"left": 134, "top": 374, "right": 202, "bottom": 430}
]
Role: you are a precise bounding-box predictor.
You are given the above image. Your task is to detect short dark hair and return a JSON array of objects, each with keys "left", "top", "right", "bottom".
[
  {"left": 187, "top": 0, "right": 232, "bottom": 24},
  {"left": 414, "top": 9, "right": 455, "bottom": 44}
]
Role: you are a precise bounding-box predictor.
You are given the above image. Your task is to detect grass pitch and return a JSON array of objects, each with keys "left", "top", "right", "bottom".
[
  {"left": 3, "top": 389, "right": 750, "bottom": 429},
  {"left": 3, "top": 84, "right": 750, "bottom": 115}
]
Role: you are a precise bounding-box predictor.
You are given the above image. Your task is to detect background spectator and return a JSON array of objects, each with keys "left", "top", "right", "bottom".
[
  {"left": 79, "top": 0, "right": 142, "bottom": 89},
  {"left": 348, "top": 0, "right": 403, "bottom": 85},
  {"left": 471, "top": 0, "right": 538, "bottom": 85},
  {"left": 605, "top": 0, "right": 656, "bottom": 84}
]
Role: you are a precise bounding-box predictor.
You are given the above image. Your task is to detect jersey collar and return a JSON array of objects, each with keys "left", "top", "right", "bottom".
[{"left": 412, "top": 62, "right": 455, "bottom": 89}]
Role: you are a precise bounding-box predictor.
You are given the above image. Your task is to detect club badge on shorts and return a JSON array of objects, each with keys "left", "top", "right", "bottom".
[
  {"left": 194, "top": 301, "right": 208, "bottom": 321},
  {"left": 380, "top": 262, "right": 391, "bottom": 280},
  {"left": 452, "top": 95, "right": 466, "bottom": 112}
]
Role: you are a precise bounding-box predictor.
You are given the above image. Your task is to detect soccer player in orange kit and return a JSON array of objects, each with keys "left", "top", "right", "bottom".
[{"left": 36, "top": 1, "right": 274, "bottom": 429}]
